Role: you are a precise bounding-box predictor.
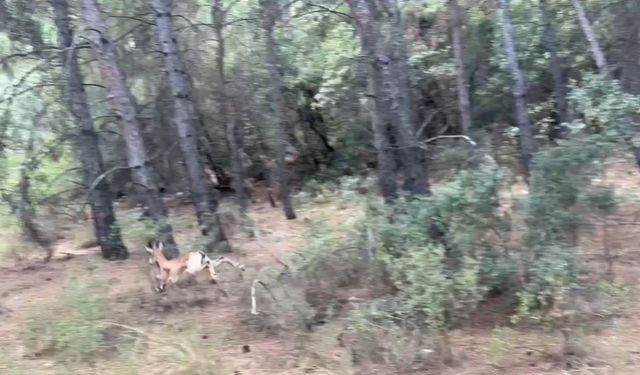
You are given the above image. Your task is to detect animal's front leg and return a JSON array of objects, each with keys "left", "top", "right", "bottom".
[
  {"left": 155, "top": 269, "right": 170, "bottom": 293},
  {"left": 207, "top": 264, "right": 218, "bottom": 284}
]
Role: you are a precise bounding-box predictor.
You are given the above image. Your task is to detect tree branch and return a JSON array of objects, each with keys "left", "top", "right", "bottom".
[
  {"left": 298, "top": 2, "right": 351, "bottom": 20},
  {"left": 106, "top": 13, "right": 154, "bottom": 26},
  {"left": 424, "top": 135, "right": 477, "bottom": 146},
  {"left": 86, "top": 142, "right": 178, "bottom": 193}
]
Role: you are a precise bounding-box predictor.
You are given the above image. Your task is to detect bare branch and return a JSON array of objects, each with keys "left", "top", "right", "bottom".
[
  {"left": 424, "top": 135, "right": 477, "bottom": 146},
  {"left": 415, "top": 110, "right": 440, "bottom": 139},
  {"left": 298, "top": 2, "right": 351, "bottom": 20},
  {"left": 223, "top": 17, "right": 259, "bottom": 27},
  {"left": 105, "top": 13, "right": 154, "bottom": 26},
  {"left": 86, "top": 142, "right": 178, "bottom": 194}
]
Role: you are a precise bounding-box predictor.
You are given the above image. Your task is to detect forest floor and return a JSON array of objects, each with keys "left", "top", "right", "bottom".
[{"left": 2, "top": 160, "right": 640, "bottom": 374}]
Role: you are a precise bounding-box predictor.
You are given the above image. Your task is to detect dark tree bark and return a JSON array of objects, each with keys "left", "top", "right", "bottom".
[
  {"left": 150, "top": 0, "right": 227, "bottom": 250},
  {"left": 50, "top": 0, "right": 128, "bottom": 260},
  {"left": 570, "top": 0, "right": 608, "bottom": 76},
  {"left": 346, "top": 0, "right": 398, "bottom": 202},
  {"left": 80, "top": 0, "right": 178, "bottom": 257},
  {"left": 260, "top": 0, "right": 296, "bottom": 219},
  {"left": 498, "top": 0, "right": 536, "bottom": 178},
  {"left": 212, "top": 0, "right": 248, "bottom": 211},
  {"left": 382, "top": 0, "right": 430, "bottom": 195},
  {"left": 448, "top": 0, "right": 473, "bottom": 136},
  {"left": 540, "top": 0, "right": 572, "bottom": 130},
  {"left": 613, "top": 2, "right": 640, "bottom": 96}
]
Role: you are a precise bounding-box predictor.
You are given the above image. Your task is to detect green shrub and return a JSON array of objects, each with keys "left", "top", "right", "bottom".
[
  {"left": 526, "top": 137, "right": 610, "bottom": 248},
  {"left": 343, "top": 161, "right": 510, "bottom": 360},
  {"left": 117, "top": 209, "right": 157, "bottom": 244},
  {"left": 383, "top": 243, "right": 484, "bottom": 332},
  {"left": 515, "top": 246, "right": 581, "bottom": 324}
]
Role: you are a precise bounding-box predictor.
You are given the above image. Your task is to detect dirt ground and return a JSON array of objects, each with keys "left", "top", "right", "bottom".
[{"left": 2, "top": 161, "right": 640, "bottom": 374}]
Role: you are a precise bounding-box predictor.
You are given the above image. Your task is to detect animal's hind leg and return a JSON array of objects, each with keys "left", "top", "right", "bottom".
[{"left": 207, "top": 264, "right": 218, "bottom": 284}]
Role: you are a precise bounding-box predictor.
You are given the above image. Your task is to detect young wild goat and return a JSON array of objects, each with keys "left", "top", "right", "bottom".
[{"left": 145, "top": 241, "right": 245, "bottom": 292}]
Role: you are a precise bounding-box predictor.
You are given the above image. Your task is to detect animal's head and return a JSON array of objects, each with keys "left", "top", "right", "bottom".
[{"left": 145, "top": 240, "right": 163, "bottom": 265}]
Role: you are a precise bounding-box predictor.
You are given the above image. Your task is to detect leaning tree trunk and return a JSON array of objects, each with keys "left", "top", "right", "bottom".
[
  {"left": 80, "top": 0, "right": 178, "bottom": 257},
  {"left": 498, "top": 0, "right": 536, "bottom": 178},
  {"left": 150, "top": 0, "right": 227, "bottom": 250},
  {"left": 346, "top": 0, "right": 398, "bottom": 202},
  {"left": 51, "top": 0, "right": 128, "bottom": 260},
  {"left": 448, "top": 0, "right": 473, "bottom": 136},
  {"left": 213, "top": 0, "right": 248, "bottom": 211},
  {"left": 540, "top": 0, "right": 572, "bottom": 133},
  {"left": 260, "top": 0, "right": 296, "bottom": 219},
  {"left": 382, "top": 0, "right": 430, "bottom": 195},
  {"left": 570, "top": 0, "right": 608, "bottom": 76}
]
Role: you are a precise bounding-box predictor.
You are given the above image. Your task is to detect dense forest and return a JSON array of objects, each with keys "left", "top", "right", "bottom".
[{"left": 2, "top": 0, "right": 640, "bottom": 373}]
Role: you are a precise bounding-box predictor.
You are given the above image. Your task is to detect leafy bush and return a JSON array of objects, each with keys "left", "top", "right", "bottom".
[
  {"left": 379, "top": 243, "right": 484, "bottom": 336},
  {"left": 339, "top": 161, "right": 511, "bottom": 362},
  {"left": 292, "top": 222, "right": 368, "bottom": 289},
  {"left": 117, "top": 209, "right": 157, "bottom": 244},
  {"left": 569, "top": 74, "right": 640, "bottom": 141},
  {"left": 526, "top": 136, "right": 610, "bottom": 248},
  {"left": 515, "top": 247, "right": 581, "bottom": 324}
]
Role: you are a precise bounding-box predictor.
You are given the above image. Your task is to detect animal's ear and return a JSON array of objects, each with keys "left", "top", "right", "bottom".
[
  {"left": 157, "top": 242, "right": 164, "bottom": 252},
  {"left": 145, "top": 246, "right": 154, "bottom": 254}
]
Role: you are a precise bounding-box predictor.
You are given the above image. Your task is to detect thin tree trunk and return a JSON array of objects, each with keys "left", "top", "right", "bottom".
[
  {"left": 570, "top": 0, "right": 608, "bottom": 76},
  {"left": 80, "top": 0, "right": 178, "bottom": 257},
  {"left": 150, "top": 0, "right": 227, "bottom": 250},
  {"left": 383, "top": 0, "right": 430, "bottom": 195},
  {"left": 50, "top": 0, "right": 128, "bottom": 260},
  {"left": 448, "top": 0, "right": 473, "bottom": 136},
  {"left": 346, "top": 0, "right": 397, "bottom": 202},
  {"left": 260, "top": 0, "right": 296, "bottom": 220},
  {"left": 16, "top": 112, "right": 53, "bottom": 262},
  {"left": 213, "top": 0, "right": 248, "bottom": 211},
  {"left": 540, "top": 0, "right": 572, "bottom": 131},
  {"left": 498, "top": 0, "right": 536, "bottom": 178}
]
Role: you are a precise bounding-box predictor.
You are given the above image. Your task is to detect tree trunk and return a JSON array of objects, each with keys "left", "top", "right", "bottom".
[
  {"left": 448, "top": 0, "right": 473, "bottom": 136},
  {"left": 150, "top": 0, "right": 227, "bottom": 250},
  {"left": 50, "top": 0, "right": 128, "bottom": 260},
  {"left": 498, "top": 0, "right": 536, "bottom": 178},
  {"left": 540, "top": 0, "right": 572, "bottom": 131},
  {"left": 16, "top": 112, "right": 53, "bottom": 262},
  {"left": 613, "top": 1, "right": 640, "bottom": 96},
  {"left": 80, "top": 0, "right": 178, "bottom": 257},
  {"left": 570, "top": 0, "right": 608, "bottom": 76},
  {"left": 260, "top": 0, "right": 296, "bottom": 220},
  {"left": 346, "top": 0, "right": 398, "bottom": 202},
  {"left": 212, "top": 0, "right": 248, "bottom": 211},
  {"left": 381, "top": 0, "right": 430, "bottom": 195}
]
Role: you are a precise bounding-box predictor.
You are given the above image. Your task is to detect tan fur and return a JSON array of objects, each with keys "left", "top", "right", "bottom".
[{"left": 145, "top": 241, "right": 244, "bottom": 293}]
